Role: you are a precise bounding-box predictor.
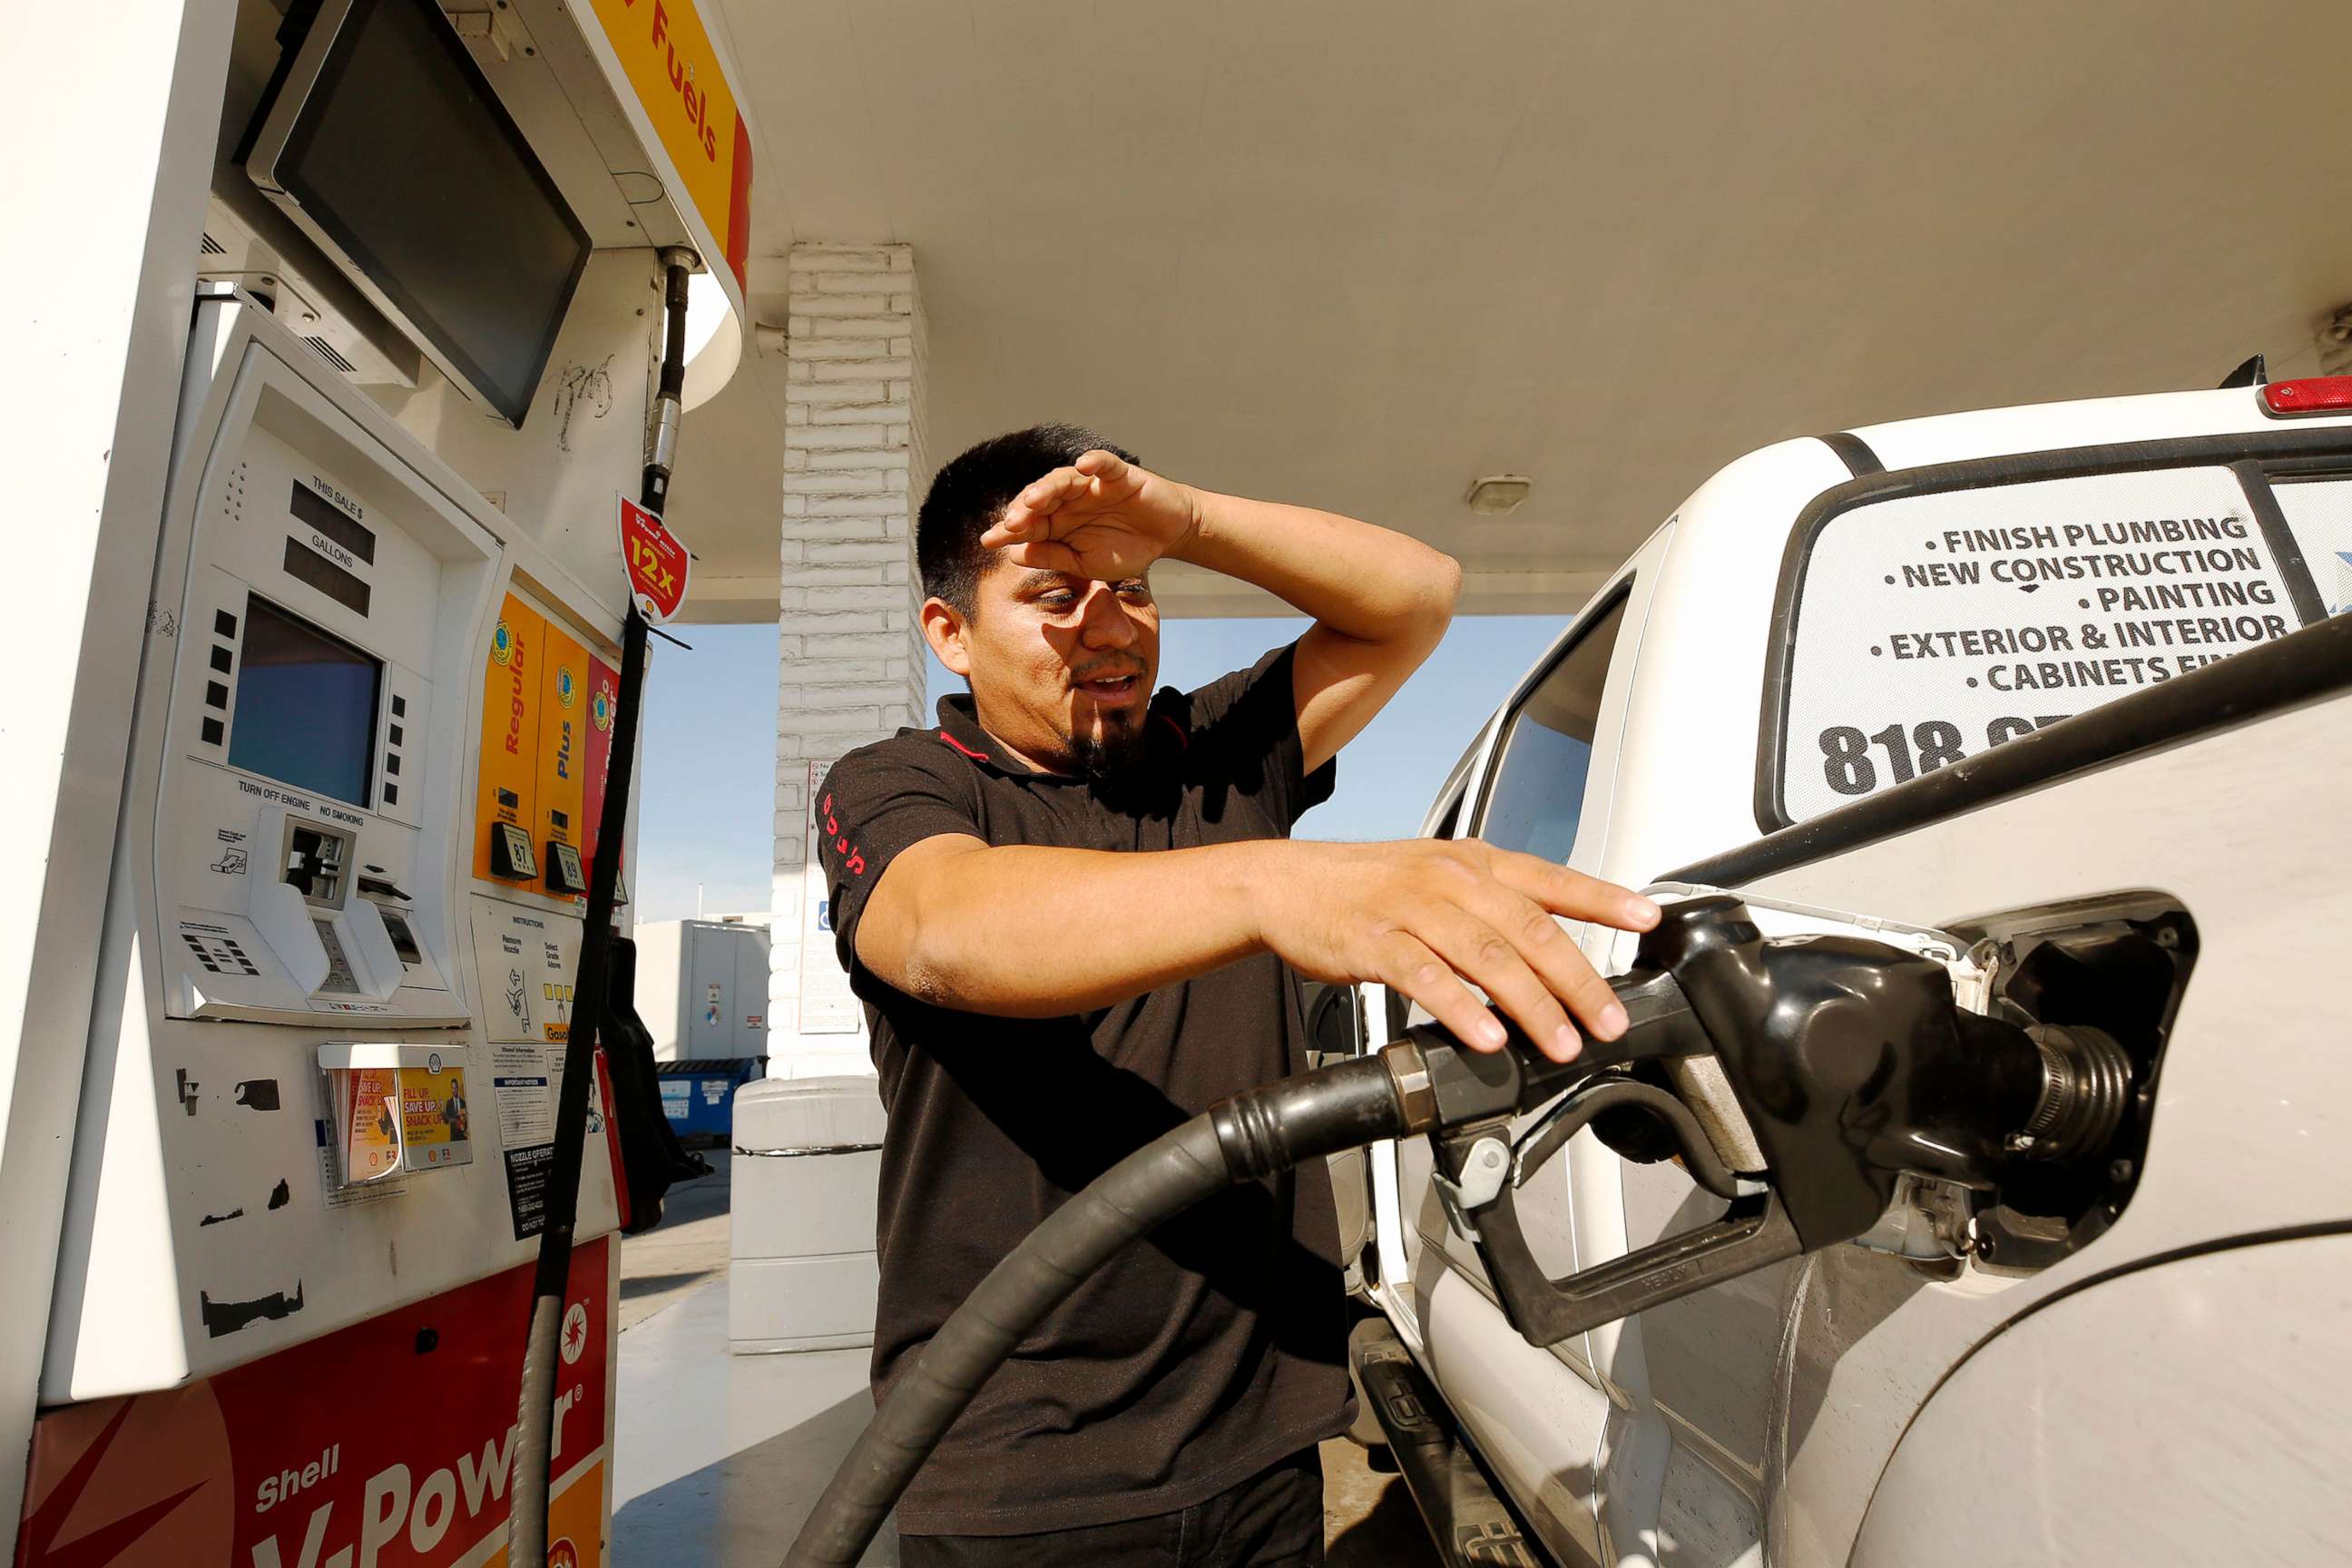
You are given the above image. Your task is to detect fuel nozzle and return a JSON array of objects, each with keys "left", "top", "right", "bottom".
[
  {"left": 2014, "top": 1021, "right": 2134, "bottom": 1161},
  {"left": 1402, "top": 895, "right": 2141, "bottom": 1350},
  {"left": 1387, "top": 963, "right": 1717, "bottom": 1133}
]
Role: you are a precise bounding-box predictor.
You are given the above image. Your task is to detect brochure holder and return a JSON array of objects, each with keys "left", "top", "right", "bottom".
[{"left": 318, "top": 1042, "right": 475, "bottom": 1186}]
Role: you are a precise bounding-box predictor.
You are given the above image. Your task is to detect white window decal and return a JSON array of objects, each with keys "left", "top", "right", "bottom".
[
  {"left": 2272, "top": 478, "right": 2352, "bottom": 618},
  {"left": 1780, "top": 466, "right": 2304, "bottom": 823}
]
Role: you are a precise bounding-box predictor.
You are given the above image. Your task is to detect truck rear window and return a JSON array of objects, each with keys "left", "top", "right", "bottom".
[{"left": 1768, "top": 460, "right": 2335, "bottom": 827}]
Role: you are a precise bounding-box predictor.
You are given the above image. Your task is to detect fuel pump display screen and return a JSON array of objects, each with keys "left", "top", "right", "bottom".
[
  {"left": 227, "top": 596, "right": 381, "bottom": 807},
  {"left": 256, "top": 0, "right": 591, "bottom": 426}
]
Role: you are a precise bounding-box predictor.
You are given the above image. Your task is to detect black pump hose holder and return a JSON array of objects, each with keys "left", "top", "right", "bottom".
[{"left": 783, "top": 896, "right": 2136, "bottom": 1567}]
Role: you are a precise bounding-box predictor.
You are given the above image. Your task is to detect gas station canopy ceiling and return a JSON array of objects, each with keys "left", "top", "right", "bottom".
[{"left": 666, "top": 0, "right": 2352, "bottom": 622}]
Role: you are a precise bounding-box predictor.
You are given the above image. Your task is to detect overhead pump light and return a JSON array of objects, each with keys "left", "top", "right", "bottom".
[
  {"left": 1465, "top": 475, "right": 1534, "bottom": 516},
  {"left": 681, "top": 267, "right": 745, "bottom": 411}
]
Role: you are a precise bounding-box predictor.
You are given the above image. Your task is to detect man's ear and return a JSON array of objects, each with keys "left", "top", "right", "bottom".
[{"left": 921, "top": 597, "right": 972, "bottom": 678}]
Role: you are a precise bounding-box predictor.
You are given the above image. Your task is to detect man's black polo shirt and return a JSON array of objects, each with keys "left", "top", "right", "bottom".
[{"left": 814, "top": 642, "right": 1352, "bottom": 1536}]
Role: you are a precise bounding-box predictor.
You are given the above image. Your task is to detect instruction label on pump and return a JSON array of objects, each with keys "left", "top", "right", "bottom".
[
  {"left": 619, "top": 497, "right": 690, "bottom": 622},
  {"left": 492, "top": 1044, "right": 556, "bottom": 1146}
]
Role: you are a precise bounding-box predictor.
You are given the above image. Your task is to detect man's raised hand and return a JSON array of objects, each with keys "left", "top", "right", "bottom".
[
  {"left": 1247, "top": 838, "right": 1661, "bottom": 1063},
  {"left": 980, "top": 450, "right": 1202, "bottom": 581}
]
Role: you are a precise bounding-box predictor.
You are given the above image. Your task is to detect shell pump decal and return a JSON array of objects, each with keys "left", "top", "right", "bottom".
[{"left": 17, "top": 1239, "right": 613, "bottom": 1568}]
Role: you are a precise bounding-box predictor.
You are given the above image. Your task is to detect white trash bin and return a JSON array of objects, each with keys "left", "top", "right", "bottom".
[{"left": 729, "top": 1074, "right": 887, "bottom": 1354}]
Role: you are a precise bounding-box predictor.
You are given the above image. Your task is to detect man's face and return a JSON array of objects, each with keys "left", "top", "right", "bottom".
[{"left": 930, "top": 557, "right": 1160, "bottom": 777}]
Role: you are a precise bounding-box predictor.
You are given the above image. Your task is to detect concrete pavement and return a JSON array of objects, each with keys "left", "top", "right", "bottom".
[
  {"left": 618, "top": 1149, "right": 738, "bottom": 1330},
  {"left": 613, "top": 1142, "right": 1436, "bottom": 1563}
]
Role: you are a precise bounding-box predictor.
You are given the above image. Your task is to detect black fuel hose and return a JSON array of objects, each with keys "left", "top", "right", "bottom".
[
  {"left": 511, "top": 247, "right": 696, "bottom": 1565},
  {"left": 784, "top": 1053, "right": 1418, "bottom": 1567}
]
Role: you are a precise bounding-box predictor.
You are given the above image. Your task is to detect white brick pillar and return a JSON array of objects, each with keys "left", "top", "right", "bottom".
[{"left": 768, "top": 244, "right": 927, "bottom": 1078}]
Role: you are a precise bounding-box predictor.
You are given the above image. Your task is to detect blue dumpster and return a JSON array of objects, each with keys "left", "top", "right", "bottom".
[{"left": 656, "top": 1057, "right": 765, "bottom": 1141}]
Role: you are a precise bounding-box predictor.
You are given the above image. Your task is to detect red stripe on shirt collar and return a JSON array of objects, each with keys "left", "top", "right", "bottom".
[{"left": 933, "top": 697, "right": 1181, "bottom": 771}]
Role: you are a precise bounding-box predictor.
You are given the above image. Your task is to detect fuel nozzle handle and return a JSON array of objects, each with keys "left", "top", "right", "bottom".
[{"left": 1399, "top": 964, "right": 1714, "bottom": 1132}]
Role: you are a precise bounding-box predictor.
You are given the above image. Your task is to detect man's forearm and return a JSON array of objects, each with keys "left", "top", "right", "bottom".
[
  {"left": 1171, "top": 490, "right": 1459, "bottom": 645},
  {"left": 859, "top": 832, "right": 1660, "bottom": 1058},
  {"left": 865, "top": 838, "right": 1279, "bottom": 1017}
]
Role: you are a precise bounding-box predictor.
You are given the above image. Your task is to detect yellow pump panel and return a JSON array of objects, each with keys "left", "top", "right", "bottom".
[
  {"left": 534, "top": 618, "right": 590, "bottom": 900},
  {"left": 475, "top": 593, "right": 545, "bottom": 883}
]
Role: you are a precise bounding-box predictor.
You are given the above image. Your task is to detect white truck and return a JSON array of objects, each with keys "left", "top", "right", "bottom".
[{"left": 1328, "top": 374, "right": 2352, "bottom": 1567}]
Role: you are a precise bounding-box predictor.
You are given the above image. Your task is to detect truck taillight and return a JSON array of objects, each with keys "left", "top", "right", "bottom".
[{"left": 2259, "top": 377, "right": 2352, "bottom": 416}]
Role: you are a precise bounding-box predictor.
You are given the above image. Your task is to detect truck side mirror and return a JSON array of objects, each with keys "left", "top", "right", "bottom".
[{"left": 1303, "top": 981, "right": 1364, "bottom": 1063}]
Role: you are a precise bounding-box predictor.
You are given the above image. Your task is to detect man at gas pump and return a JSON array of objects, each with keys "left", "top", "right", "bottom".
[{"left": 816, "top": 425, "right": 1661, "bottom": 1565}]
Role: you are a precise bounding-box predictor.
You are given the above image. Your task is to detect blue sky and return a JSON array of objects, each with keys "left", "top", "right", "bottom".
[{"left": 633, "top": 614, "right": 1566, "bottom": 923}]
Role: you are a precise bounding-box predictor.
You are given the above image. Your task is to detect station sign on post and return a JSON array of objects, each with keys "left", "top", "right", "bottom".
[{"left": 618, "top": 496, "right": 690, "bottom": 622}]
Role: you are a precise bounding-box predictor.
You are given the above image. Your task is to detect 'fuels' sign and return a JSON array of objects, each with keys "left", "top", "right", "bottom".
[
  {"left": 585, "top": 0, "right": 752, "bottom": 289},
  {"left": 1779, "top": 466, "right": 2310, "bottom": 823}
]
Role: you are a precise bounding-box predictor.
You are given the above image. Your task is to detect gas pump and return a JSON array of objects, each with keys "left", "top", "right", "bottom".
[{"left": 6, "top": 0, "right": 754, "bottom": 1563}]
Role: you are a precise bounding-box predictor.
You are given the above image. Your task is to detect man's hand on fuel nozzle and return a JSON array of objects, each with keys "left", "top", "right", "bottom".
[
  {"left": 980, "top": 449, "right": 1201, "bottom": 580},
  {"left": 1250, "top": 838, "right": 1660, "bottom": 1063}
]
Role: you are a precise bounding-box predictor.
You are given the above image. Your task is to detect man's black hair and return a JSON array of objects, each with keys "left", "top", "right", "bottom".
[{"left": 917, "top": 423, "right": 1140, "bottom": 616}]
